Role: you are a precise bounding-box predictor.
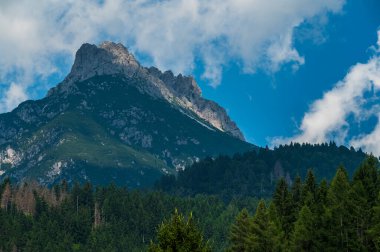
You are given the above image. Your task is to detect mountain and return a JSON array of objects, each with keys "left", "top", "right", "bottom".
[{"left": 0, "top": 42, "right": 254, "bottom": 187}]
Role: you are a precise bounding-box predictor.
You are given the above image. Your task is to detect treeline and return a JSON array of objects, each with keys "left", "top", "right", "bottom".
[
  {"left": 0, "top": 180, "right": 259, "bottom": 251},
  {"left": 157, "top": 142, "right": 367, "bottom": 200},
  {"left": 228, "top": 156, "right": 380, "bottom": 251},
  {"left": 0, "top": 147, "right": 378, "bottom": 251}
]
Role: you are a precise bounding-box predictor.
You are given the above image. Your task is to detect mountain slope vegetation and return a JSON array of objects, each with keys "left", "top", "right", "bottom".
[{"left": 157, "top": 143, "right": 368, "bottom": 199}]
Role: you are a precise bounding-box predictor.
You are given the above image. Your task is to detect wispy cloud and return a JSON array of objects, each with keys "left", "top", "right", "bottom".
[
  {"left": 0, "top": 0, "right": 345, "bottom": 111},
  {"left": 272, "top": 29, "right": 380, "bottom": 155}
]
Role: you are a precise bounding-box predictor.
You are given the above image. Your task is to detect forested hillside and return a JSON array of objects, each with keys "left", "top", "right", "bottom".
[
  {"left": 0, "top": 153, "right": 379, "bottom": 251},
  {"left": 157, "top": 143, "right": 368, "bottom": 200},
  {"left": 0, "top": 179, "right": 258, "bottom": 251},
  {"left": 228, "top": 155, "right": 380, "bottom": 251}
]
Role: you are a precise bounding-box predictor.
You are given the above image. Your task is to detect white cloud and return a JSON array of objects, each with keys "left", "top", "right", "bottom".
[
  {"left": 0, "top": 83, "right": 28, "bottom": 112},
  {"left": 350, "top": 114, "right": 380, "bottom": 155},
  {"left": 0, "top": 0, "right": 345, "bottom": 111},
  {"left": 272, "top": 29, "right": 380, "bottom": 156}
]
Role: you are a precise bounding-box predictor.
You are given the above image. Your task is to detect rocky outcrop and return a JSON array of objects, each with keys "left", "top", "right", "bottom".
[{"left": 49, "top": 42, "right": 245, "bottom": 140}]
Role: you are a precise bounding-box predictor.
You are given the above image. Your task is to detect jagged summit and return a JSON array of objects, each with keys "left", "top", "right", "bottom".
[
  {"left": 0, "top": 41, "right": 254, "bottom": 186},
  {"left": 65, "top": 41, "right": 140, "bottom": 83},
  {"left": 51, "top": 41, "right": 245, "bottom": 140}
]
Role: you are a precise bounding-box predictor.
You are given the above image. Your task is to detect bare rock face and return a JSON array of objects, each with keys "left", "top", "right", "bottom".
[
  {"left": 67, "top": 42, "right": 140, "bottom": 82},
  {"left": 51, "top": 41, "right": 245, "bottom": 140}
]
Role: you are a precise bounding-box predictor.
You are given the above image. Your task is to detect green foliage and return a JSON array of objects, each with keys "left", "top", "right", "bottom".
[
  {"left": 0, "top": 179, "right": 260, "bottom": 251},
  {"left": 227, "top": 157, "right": 380, "bottom": 251},
  {"left": 291, "top": 205, "right": 316, "bottom": 251},
  {"left": 0, "top": 154, "right": 379, "bottom": 251},
  {"left": 228, "top": 208, "right": 251, "bottom": 251},
  {"left": 369, "top": 192, "right": 380, "bottom": 250},
  {"left": 149, "top": 209, "right": 210, "bottom": 252},
  {"left": 158, "top": 143, "right": 368, "bottom": 200}
]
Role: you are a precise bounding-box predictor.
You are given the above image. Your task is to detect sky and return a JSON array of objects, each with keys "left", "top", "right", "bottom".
[{"left": 1, "top": 0, "right": 380, "bottom": 154}]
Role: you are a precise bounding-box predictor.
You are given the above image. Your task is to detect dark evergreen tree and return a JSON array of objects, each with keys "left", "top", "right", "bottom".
[
  {"left": 301, "top": 169, "right": 317, "bottom": 207},
  {"left": 148, "top": 209, "right": 210, "bottom": 252},
  {"left": 273, "top": 178, "right": 293, "bottom": 237},
  {"left": 290, "top": 176, "right": 302, "bottom": 220},
  {"left": 291, "top": 205, "right": 316, "bottom": 251},
  {"left": 228, "top": 208, "right": 251, "bottom": 252},
  {"left": 326, "top": 166, "right": 353, "bottom": 250},
  {"left": 247, "top": 200, "right": 281, "bottom": 251},
  {"left": 369, "top": 192, "right": 380, "bottom": 249}
]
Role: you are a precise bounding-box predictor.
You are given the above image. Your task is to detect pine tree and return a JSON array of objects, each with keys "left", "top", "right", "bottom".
[
  {"left": 247, "top": 200, "right": 281, "bottom": 251},
  {"left": 352, "top": 155, "right": 379, "bottom": 249},
  {"left": 349, "top": 180, "right": 368, "bottom": 250},
  {"left": 228, "top": 208, "right": 251, "bottom": 252},
  {"left": 301, "top": 169, "right": 317, "bottom": 208},
  {"left": 267, "top": 202, "right": 286, "bottom": 251},
  {"left": 368, "top": 192, "right": 380, "bottom": 249},
  {"left": 291, "top": 176, "right": 302, "bottom": 215},
  {"left": 313, "top": 179, "right": 329, "bottom": 250},
  {"left": 353, "top": 155, "right": 379, "bottom": 205},
  {"left": 149, "top": 209, "right": 210, "bottom": 252},
  {"left": 291, "top": 205, "right": 316, "bottom": 251},
  {"left": 326, "top": 166, "right": 352, "bottom": 250},
  {"left": 273, "top": 178, "right": 293, "bottom": 237}
]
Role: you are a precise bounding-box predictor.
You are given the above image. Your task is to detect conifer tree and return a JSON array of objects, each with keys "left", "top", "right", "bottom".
[
  {"left": 228, "top": 208, "right": 251, "bottom": 252},
  {"left": 349, "top": 180, "right": 368, "bottom": 250},
  {"left": 313, "top": 178, "right": 329, "bottom": 250},
  {"left": 247, "top": 200, "right": 282, "bottom": 251},
  {"left": 369, "top": 192, "right": 380, "bottom": 249},
  {"left": 149, "top": 209, "right": 210, "bottom": 252},
  {"left": 301, "top": 169, "right": 317, "bottom": 207},
  {"left": 353, "top": 155, "right": 379, "bottom": 205},
  {"left": 326, "top": 166, "right": 352, "bottom": 250},
  {"left": 273, "top": 178, "right": 293, "bottom": 237},
  {"left": 291, "top": 205, "right": 316, "bottom": 251},
  {"left": 291, "top": 176, "right": 302, "bottom": 216},
  {"left": 267, "top": 202, "right": 286, "bottom": 250}
]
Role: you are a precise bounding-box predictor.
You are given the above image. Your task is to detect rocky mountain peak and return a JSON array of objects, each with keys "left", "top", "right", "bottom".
[
  {"left": 50, "top": 41, "right": 245, "bottom": 141},
  {"left": 64, "top": 41, "right": 140, "bottom": 83}
]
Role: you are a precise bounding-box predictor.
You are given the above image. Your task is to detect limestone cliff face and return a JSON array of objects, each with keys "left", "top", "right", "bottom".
[{"left": 49, "top": 41, "right": 245, "bottom": 140}]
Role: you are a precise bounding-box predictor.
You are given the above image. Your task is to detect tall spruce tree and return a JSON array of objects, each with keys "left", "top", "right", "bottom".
[
  {"left": 149, "top": 209, "right": 210, "bottom": 252},
  {"left": 326, "top": 166, "right": 352, "bottom": 250},
  {"left": 291, "top": 205, "right": 316, "bottom": 251},
  {"left": 291, "top": 176, "right": 302, "bottom": 218},
  {"left": 301, "top": 169, "right": 317, "bottom": 209},
  {"left": 273, "top": 178, "right": 293, "bottom": 237},
  {"left": 369, "top": 192, "right": 380, "bottom": 249},
  {"left": 228, "top": 208, "right": 251, "bottom": 252},
  {"left": 247, "top": 200, "right": 280, "bottom": 251},
  {"left": 352, "top": 156, "right": 379, "bottom": 249}
]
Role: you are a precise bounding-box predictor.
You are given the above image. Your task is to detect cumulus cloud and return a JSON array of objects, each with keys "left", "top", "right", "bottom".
[
  {"left": 0, "top": 83, "right": 28, "bottom": 112},
  {"left": 272, "top": 30, "right": 380, "bottom": 155},
  {"left": 0, "top": 0, "right": 345, "bottom": 111}
]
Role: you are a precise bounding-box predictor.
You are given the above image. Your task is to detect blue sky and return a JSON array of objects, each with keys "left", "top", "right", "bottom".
[
  {"left": 197, "top": 0, "right": 380, "bottom": 146},
  {"left": 1, "top": 0, "right": 380, "bottom": 154}
]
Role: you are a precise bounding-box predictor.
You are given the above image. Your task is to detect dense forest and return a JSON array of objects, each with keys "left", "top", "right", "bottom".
[
  {"left": 0, "top": 179, "right": 259, "bottom": 251},
  {"left": 0, "top": 144, "right": 379, "bottom": 251},
  {"left": 157, "top": 143, "right": 367, "bottom": 200},
  {"left": 228, "top": 155, "right": 380, "bottom": 251}
]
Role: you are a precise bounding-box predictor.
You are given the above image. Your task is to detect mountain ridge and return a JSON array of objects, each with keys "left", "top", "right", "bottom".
[
  {"left": 0, "top": 42, "right": 254, "bottom": 186},
  {"left": 49, "top": 41, "right": 245, "bottom": 140}
]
